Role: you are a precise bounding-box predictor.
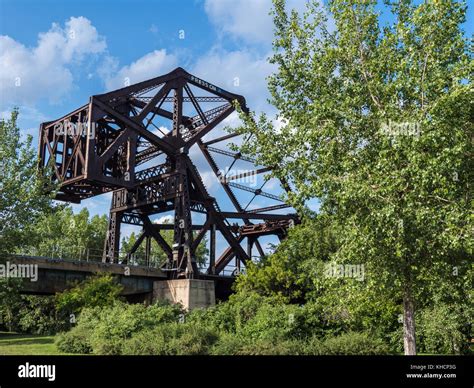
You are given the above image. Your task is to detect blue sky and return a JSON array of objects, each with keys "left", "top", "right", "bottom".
[{"left": 0, "top": 0, "right": 472, "bottom": 257}]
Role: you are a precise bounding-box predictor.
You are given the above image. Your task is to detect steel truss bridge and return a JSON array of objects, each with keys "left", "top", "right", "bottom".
[{"left": 38, "top": 67, "right": 299, "bottom": 280}]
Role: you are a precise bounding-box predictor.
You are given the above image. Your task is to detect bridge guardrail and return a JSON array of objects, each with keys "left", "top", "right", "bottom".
[
  {"left": 9, "top": 247, "right": 168, "bottom": 269},
  {"left": 8, "top": 248, "right": 247, "bottom": 276}
]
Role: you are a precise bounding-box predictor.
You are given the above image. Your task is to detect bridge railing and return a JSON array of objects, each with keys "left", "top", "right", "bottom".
[
  {"left": 13, "top": 247, "right": 168, "bottom": 269},
  {"left": 11, "top": 247, "right": 248, "bottom": 276},
  {"left": 217, "top": 263, "right": 247, "bottom": 277}
]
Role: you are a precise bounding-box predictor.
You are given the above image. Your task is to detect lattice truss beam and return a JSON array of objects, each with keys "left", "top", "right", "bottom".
[{"left": 38, "top": 67, "right": 299, "bottom": 278}]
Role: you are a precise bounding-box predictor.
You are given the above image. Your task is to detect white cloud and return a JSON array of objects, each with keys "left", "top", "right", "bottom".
[
  {"left": 0, "top": 105, "right": 48, "bottom": 123},
  {"left": 204, "top": 0, "right": 309, "bottom": 45},
  {"left": 101, "top": 49, "right": 177, "bottom": 91},
  {"left": 37, "top": 16, "right": 106, "bottom": 63},
  {"left": 0, "top": 105, "right": 51, "bottom": 139},
  {"left": 151, "top": 125, "right": 169, "bottom": 137},
  {"left": 153, "top": 215, "right": 173, "bottom": 224},
  {"left": 0, "top": 17, "right": 106, "bottom": 106},
  {"left": 202, "top": 0, "right": 331, "bottom": 112}
]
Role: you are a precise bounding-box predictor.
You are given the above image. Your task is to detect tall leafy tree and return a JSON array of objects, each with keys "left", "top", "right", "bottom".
[
  {"left": 26, "top": 206, "right": 108, "bottom": 260},
  {"left": 235, "top": 213, "right": 339, "bottom": 303},
  {"left": 236, "top": 0, "right": 472, "bottom": 354},
  {"left": 0, "top": 109, "right": 56, "bottom": 331},
  {"left": 0, "top": 109, "right": 55, "bottom": 257}
]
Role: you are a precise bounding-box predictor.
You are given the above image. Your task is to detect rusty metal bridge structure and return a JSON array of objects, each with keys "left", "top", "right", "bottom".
[{"left": 38, "top": 67, "right": 299, "bottom": 280}]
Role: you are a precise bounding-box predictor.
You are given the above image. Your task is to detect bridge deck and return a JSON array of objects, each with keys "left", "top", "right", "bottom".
[{"left": 8, "top": 255, "right": 166, "bottom": 296}]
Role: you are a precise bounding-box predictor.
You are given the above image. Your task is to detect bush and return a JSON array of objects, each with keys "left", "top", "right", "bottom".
[
  {"left": 54, "top": 289, "right": 393, "bottom": 355},
  {"left": 187, "top": 292, "right": 316, "bottom": 339},
  {"left": 55, "top": 327, "right": 92, "bottom": 354},
  {"left": 229, "top": 340, "right": 304, "bottom": 355},
  {"left": 88, "top": 302, "right": 183, "bottom": 354},
  {"left": 0, "top": 286, "right": 67, "bottom": 335},
  {"left": 211, "top": 292, "right": 275, "bottom": 333},
  {"left": 209, "top": 334, "right": 246, "bottom": 355},
  {"left": 239, "top": 303, "right": 311, "bottom": 341},
  {"left": 55, "top": 301, "right": 185, "bottom": 355},
  {"left": 211, "top": 333, "right": 388, "bottom": 356},
  {"left": 319, "top": 332, "right": 390, "bottom": 355},
  {"left": 122, "top": 323, "right": 219, "bottom": 355},
  {"left": 211, "top": 334, "right": 313, "bottom": 355},
  {"left": 187, "top": 294, "right": 333, "bottom": 344},
  {"left": 55, "top": 274, "right": 123, "bottom": 316},
  {"left": 17, "top": 296, "right": 67, "bottom": 335}
]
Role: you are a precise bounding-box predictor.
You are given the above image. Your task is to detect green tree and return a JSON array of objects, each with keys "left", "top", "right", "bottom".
[
  {"left": 236, "top": 0, "right": 473, "bottom": 354},
  {"left": 0, "top": 109, "right": 55, "bottom": 257},
  {"left": 0, "top": 278, "right": 23, "bottom": 331},
  {"left": 235, "top": 215, "right": 403, "bottom": 350},
  {"left": 0, "top": 109, "right": 56, "bottom": 332},
  {"left": 235, "top": 214, "right": 339, "bottom": 303},
  {"left": 26, "top": 206, "right": 108, "bottom": 260}
]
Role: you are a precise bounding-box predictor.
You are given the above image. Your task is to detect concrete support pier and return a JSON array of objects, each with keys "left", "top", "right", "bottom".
[{"left": 152, "top": 279, "right": 216, "bottom": 310}]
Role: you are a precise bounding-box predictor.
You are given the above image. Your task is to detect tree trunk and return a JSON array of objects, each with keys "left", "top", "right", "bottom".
[
  {"left": 403, "top": 282, "right": 417, "bottom": 355},
  {"left": 6, "top": 306, "right": 14, "bottom": 332}
]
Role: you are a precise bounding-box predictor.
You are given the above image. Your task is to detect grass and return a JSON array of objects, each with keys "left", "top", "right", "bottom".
[{"left": 0, "top": 331, "right": 64, "bottom": 355}]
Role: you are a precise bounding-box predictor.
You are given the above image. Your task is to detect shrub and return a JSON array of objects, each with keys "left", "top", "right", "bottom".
[
  {"left": 55, "top": 327, "right": 92, "bottom": 354},
  {"left": 89, "top": 302, "right": 183, "bottom": 354},
  {"left": 212, "top": 334, "right": 389, "bottom": 356},
  {"left": 55, "top": 274, "right": 123, "bottom": 316},
  {"left": 54, "top": 290, "right": 393, "bottom": 356},
  {"left": 55, "top": 301, "right": 185, "bottom": 355},
  {"left": 209, "top": 334, "right": 247, "bottom": 355},
  {"left": 234, "top": 339, "right": 304, "bottom": 355},
  {"left": 239, "top": 303, "right": 311, "bottom": 341},
  {"left": 189, "top": 292, "right": 303, "bottom": 336},
  {"left": 187, "top": 295, "right": 331, "bottom": 343},
  {"left": 121, "top": 327, "right": 170, "bottom": 355},
  {"left": 167, "top": 323, "right": 218, "bottom": 355},
  {"left": 122, "top": 323, "right": 219, "bottom": 355},
  {"left": 214, "top": 292, "right": 273, "bottom": 333},
  {"left": 211, "top": 334, "right": 313, "bottom": 355},
  {"left": 319, "top": 332, "right": 390, "bottom": 355},
  {"left": 17, "top": 295, "right": 67, "bottom": 335}
]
